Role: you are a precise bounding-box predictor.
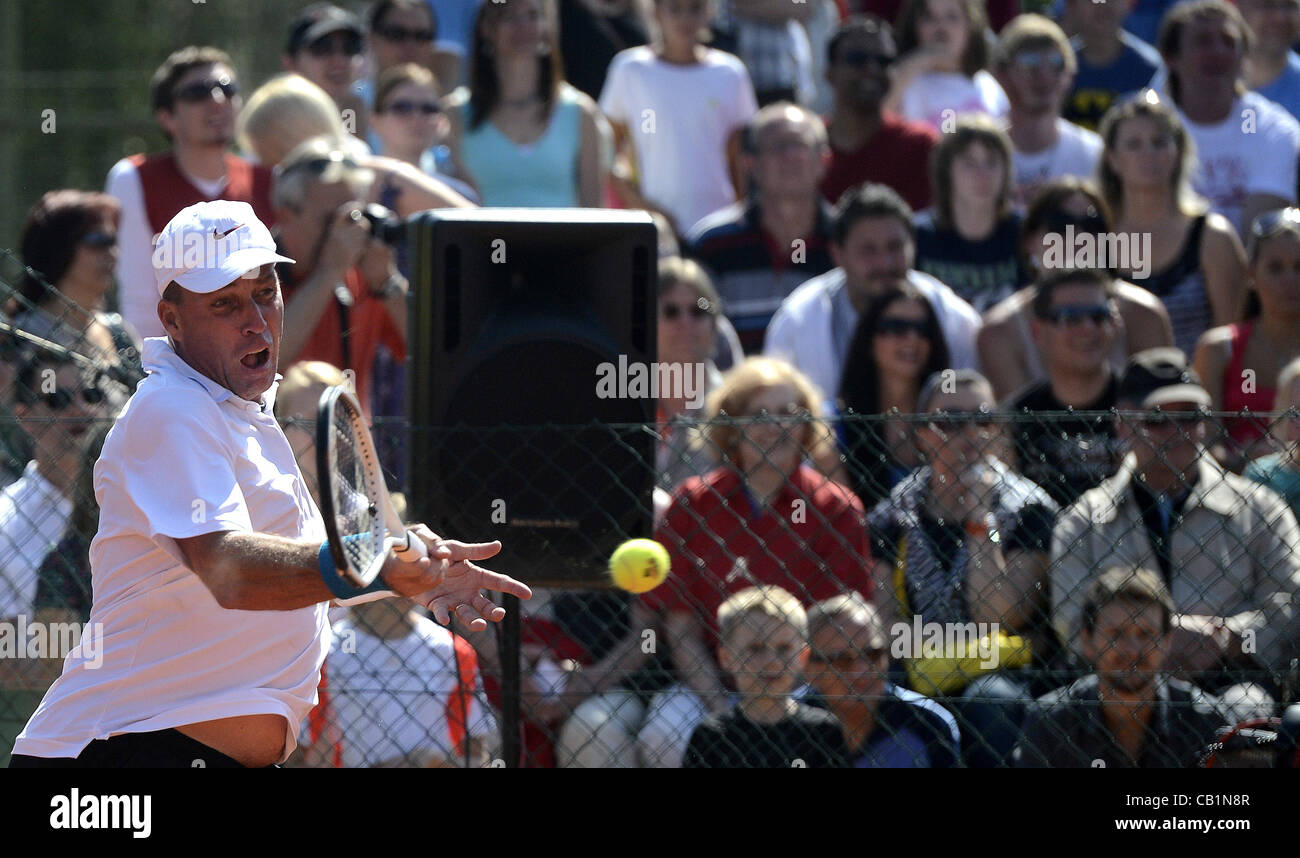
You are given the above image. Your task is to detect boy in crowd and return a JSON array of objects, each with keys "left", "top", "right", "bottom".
[{"left": 683, "top": 586, "right": 848, "bottom": 768}]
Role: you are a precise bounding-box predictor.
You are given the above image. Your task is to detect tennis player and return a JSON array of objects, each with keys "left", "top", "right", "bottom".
[{"left": 9, "top": 201, "right": 530, "bottom": 768}]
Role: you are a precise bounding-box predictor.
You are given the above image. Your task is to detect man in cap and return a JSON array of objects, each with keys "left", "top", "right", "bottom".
[
  {"left": 284, "top": 3, "right": 369, "bottom": 135},
  {"left": 1050, "top": 348, "right": 1300, "bottom": 709},
  {"left": 9, "top": 201, "right": 530, "bottom": 768}
]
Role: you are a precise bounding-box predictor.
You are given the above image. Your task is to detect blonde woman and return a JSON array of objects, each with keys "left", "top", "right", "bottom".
[
  {"left": 636, "top": 356, "right": 870, "bottom": 767},
  {"left": 1098, "top": 93, "right": 1246, "bottom": 358},
  {"left": 238, "top": 72, "right": 471, "bottom": 215}
]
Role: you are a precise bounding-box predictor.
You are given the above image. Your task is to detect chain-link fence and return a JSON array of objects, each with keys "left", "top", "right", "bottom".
[{"left": 2, "top": 254, "right": 1299, "bottom": 768}]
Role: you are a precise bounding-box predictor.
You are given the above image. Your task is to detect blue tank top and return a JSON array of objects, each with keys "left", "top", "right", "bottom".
[
  {"left": 1128, "top": 214, "right": 1211, "bottom": 358},
  {"left": 461, "top": 83, "right": 583, "bottom": 207}
]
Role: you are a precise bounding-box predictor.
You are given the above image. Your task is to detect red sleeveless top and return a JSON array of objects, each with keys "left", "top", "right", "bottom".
[
  {"left": 1222, "top": 320, "right": 1277, "bottom": 446},
  {"left": 128, "top": 152, "right": 275, "bottom": 235}
]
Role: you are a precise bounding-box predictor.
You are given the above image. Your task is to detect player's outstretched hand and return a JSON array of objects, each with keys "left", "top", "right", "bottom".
[{"left": 406, "top": 528, "right": 531, "bottom": 631}]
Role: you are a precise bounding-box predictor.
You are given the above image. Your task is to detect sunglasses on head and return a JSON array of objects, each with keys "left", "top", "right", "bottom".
[
  {"left": 278, "top": 150, "right": 360, "bottom": 178},
  {"left": 1251, "top": 207, "right": 1300, "bottom": 239},
  {"left": 307, "top": 32, "right": 364, "bottom": 57},
  {"left": 1012, "top": 50, "right": 1066, "bottom": 72},
  {"left": 81, "top": 231, "right": 117, "bottom": 249},
  {"left": 173, "top": 76, "right": 239, "bottom": 104},
  {"left": 383, "top": 99, "right": 442, "bottom": 116},
  {"left": 1040, "top": 303, "right": 1115, "bottom": 326},
  {"left": 375, "top": 24, "right": 434, "bottom": 43},
  {"left": 837, "top": 49, "right": 895, "bottom": 68},
  {"left": 875, "top": 317, "right": 933, "bottom": 338},
  {"left": 661, "top": 300, "right": 712, "bottom": 320}
]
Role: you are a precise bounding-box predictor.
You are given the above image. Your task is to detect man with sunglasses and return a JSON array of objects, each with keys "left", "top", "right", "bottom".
[
  {"left": 283, "top": 3, "right": 368, "bottom": 137},
  {"left": 820, "top": 15, "right": 938, "bottom": 212},
  {"left": 1005, "top": 268, "right": 1124, "bottom": 506},
  {"left": 106, "top": 46, "right": 274, "bottom": 342},
  {"left": 1051, "top": 347, "right": 1300, "bottom": 711},
  {"left": 804, "top": 593, "right": 962, "bottom": 767},
  {"left": 993, "top": 15, "right": 1102, "bottom": 207},
  {"left": 0, "top": 348, "right": 108, "bottom": 629}
]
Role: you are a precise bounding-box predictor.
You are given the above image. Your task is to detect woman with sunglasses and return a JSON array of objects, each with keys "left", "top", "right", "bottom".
[
  {"left": 443, "top": 0, "right": 606, "bottom": 208},
  {"left": 913, "top": 115, "right": 1025, "bottom": 313},
  {"left": 1098, "top": 94, "right": 1247, "bottom": 359},
  {"left": 1194, "top": 207, "right": 1300, "bottom": 468},
  {"left": 655, "top": 257, "right": 728, "bottom": 492},
  {"left": 368, "top": 63, "right": 479, "bottom": 203},
  {"left": 865, "top": 369, "right": 1059, "bottom": 767},
  {"left": 238, "top": 73, "right": 473, "bottom": 218},
  {"left": 837, "top": 283, "right": 950, "bottom": 509},
  {"left": 977, "top": 177, "right": 1174, "bottom": 399},
  {"left": 12, "top": 190, "right": 142, "bottom": 388}
]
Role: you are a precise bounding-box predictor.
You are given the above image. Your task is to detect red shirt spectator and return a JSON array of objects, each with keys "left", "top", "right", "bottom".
[
  {"left": 822, "top": 17, "right": 939, "bottom": 211},
  {"left": 821, "top": 111, "right": 938, "bottom": 210},
  {"left": 647, "top": 465, "right": 870, "bottom": 654},
  {"left": 279, "top": 265, "right": 404, "bottom": 409}
]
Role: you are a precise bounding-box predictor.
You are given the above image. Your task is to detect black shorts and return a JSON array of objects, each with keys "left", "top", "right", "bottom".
[{"left": 9, "top": 729, "right": 256, "bottom": 768}]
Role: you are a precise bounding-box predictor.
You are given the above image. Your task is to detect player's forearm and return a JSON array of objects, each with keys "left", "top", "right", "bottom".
[{"left": 178, "top": 531, "right": 333, "bottom": 610}]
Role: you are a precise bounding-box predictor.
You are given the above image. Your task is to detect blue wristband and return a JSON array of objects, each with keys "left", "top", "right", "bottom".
[{"left": 318, "top": 540, "right": 388, "bottom": 600}]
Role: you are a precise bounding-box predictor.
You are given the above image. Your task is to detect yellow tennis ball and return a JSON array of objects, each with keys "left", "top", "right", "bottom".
[{"left": 609, "top": 538, "right": 670, "bottom": 593}]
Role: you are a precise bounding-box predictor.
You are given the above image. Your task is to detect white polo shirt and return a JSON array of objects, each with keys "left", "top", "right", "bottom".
[
  {"left": 327, "top": 616, "right": 496, "bottom": 768},
  {"left": 15, "top": 338, "right": 329, "bottom": 762}
]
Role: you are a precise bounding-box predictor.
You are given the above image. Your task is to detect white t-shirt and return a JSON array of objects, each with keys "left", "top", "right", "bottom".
[
  {"left": 764, "top": 267, "right": 982, "bottom": 402},
  {"left": 900, "top": 70, "right": 1009, "bottom": 134},
  {"left": 1012, "top": 118, "right": 1103, "bottom": 206},
  {"left": 15, "top": 338, "right": 328, "bottom": 762},
  {"left": 599, "top": 46, "right": 759, "bottom": 232},
  {"left": 0, "top": 461, "right": 73, "bottom": 620},
  {"left": 1177, "top": 92, "right": 1300, "bottom": 233},
  {"left": 326, "top": 615, "right": 496, "bottom": 767},
  {"left": 104, "top": 159, "right": 229, "bottom": 340}
]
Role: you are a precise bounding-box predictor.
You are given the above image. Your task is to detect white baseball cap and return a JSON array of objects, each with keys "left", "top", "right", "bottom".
[{"left": 152, "top": 200, "right": 294, "bottom": 297}]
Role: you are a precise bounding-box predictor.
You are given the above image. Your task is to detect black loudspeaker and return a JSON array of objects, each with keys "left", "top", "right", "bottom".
[{"left": 406, "top": 209, "right": 658, "bottom": 587}]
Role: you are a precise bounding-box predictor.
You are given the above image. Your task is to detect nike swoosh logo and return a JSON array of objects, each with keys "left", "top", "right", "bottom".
[{"left": 213, "top": 223, "right": 246, "bottom": 239}]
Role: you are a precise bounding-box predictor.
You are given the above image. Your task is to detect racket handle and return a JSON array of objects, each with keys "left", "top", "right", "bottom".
[{"left": 392, "top": 529, "right": 428, "bottom": 562}]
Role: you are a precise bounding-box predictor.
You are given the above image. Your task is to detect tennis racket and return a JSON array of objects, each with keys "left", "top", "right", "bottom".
[{"left": 317, "top": 384, "right": 427, "bottom": 587}]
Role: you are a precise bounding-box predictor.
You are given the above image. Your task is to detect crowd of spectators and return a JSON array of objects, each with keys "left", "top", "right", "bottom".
[{"left": 4, "top": 0, "right": 1300, "bottom": 768}]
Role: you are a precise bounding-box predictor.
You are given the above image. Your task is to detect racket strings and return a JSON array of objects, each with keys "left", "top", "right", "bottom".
[{"left": 331, "top": 402, "right": 385, "bottom": 575}]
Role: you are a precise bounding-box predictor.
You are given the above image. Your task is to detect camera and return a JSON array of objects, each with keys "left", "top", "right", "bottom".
[{"left": 359, "top": 203, "right": 404, "bottom": 246}]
